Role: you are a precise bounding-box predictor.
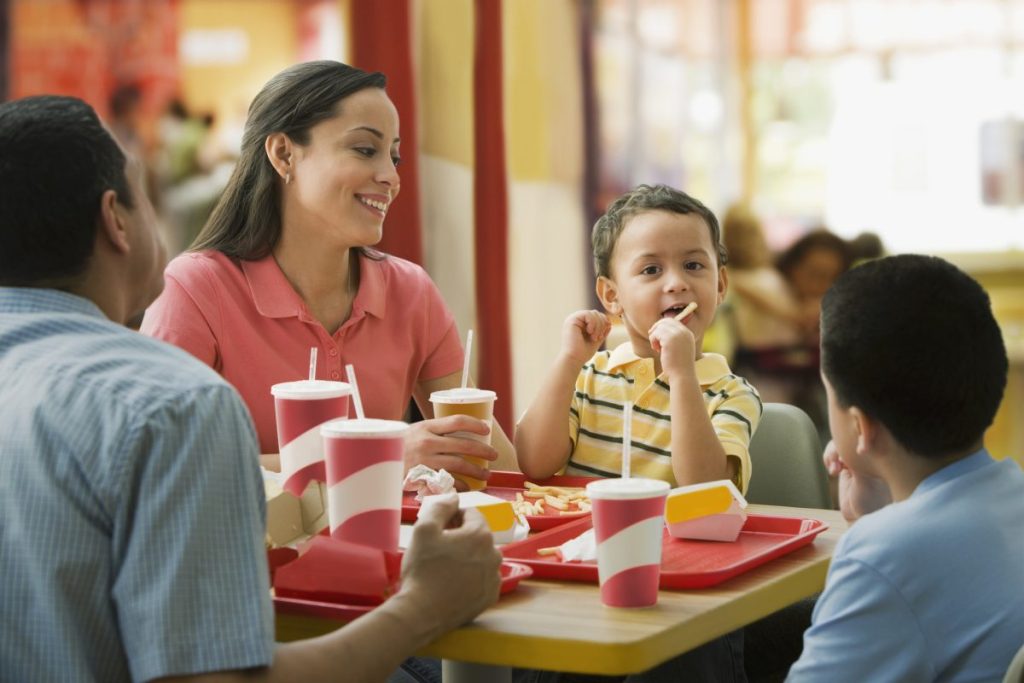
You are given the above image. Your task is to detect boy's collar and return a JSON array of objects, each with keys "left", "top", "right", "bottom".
[{"left": 605, "top": 342, "right": 732, "bottom": 385}]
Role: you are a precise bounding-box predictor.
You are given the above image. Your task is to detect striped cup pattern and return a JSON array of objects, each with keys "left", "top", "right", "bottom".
[
  {"left": 275, "top": 395, "right": 349, "bottom": 496},
  {"left": 324, "top": 430, "right": 405, "bottom": 552},
  {"left": 591, "top": 492, "right": 668, "bottom": 607}
]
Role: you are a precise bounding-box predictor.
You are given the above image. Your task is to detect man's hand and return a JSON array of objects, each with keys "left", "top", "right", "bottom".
[
  {"left": 404, "top": 417, "right": 497, "bottom": 490},
  {"left": 823, "top": 440, "right": 892, "bottom": 523},
  {"left": 560, "top": 310, "right": 611, "bottom": 367},
  {"left": 399, "top": 494, "right": 502, "bottom": 638}
]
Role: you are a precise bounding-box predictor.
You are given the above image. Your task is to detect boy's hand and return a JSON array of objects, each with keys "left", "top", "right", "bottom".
[
  {"left": 560, "top": 310, "right": 611, "bottom": 366},
  {"left": 647, "top": 317, "right": 696, "bottom": 379},
  {"left": 399, "top": 494, "right": 502, "bottom": 637},
  {"left": 823, "top": 440, "right": 892, "bottom": 523}
]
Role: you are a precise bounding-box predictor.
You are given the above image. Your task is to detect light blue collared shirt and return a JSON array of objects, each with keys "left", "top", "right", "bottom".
[
  {"left": 0, "top": 288, "right": 273, "bottom": 682},
  {"left": 788, "top": 449, "right": 1024, "bottom": 682}
]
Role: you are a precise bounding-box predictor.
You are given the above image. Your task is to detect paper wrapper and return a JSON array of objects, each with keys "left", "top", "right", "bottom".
[
  {"left": 402, "top": 465, "right": 456, "bottom": 500},
  {"left": 273, "top": 536, "right": 401, "bottom": 606}
]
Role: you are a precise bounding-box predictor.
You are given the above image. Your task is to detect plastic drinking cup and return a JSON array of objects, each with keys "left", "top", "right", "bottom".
[
  {"left": 271, "top": 380, "right": 351, "bottom": 496},
  {"left": 321, "top": 418, "right": 409, "bottom": 553},
  {"left": 586, "top": 477, "right": 671, "bottom": 607},
  {"left": 429, "top": 388, "right": 497, "bottom": 491}
]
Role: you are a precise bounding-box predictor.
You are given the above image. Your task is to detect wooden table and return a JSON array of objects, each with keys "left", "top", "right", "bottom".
[{"left": 276, "top": 504, "right": 847, "bottom": 680}]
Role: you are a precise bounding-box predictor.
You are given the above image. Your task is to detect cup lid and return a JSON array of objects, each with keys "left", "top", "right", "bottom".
[
  {"left": 429, "top": 387, "right": 497, "bottom": 404},
  {"left": 586, "top": 477, "right": 671, "bottom": 500},
  {"left": 271, "top": 380, "right": 352, "bottom": 400},
  {"left": 321, "top": 418, "right": 409, "bottom": 438}
]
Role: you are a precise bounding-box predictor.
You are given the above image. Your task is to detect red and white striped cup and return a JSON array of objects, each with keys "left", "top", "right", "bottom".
[
  {"left": 321, "top": 418, "right": 409, "bottom": 553},
  {"left": 271, "top": 380, "right": 351, "bottom": 497},
  {"left": 586, "top": 478, "right": 670, "bottom": 608}
]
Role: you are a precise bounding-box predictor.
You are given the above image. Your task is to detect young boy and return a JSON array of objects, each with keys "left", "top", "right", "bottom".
[
  {"left": 787, "top": 255, "right": 1024, "bottom": 681},
  {"left": 516, "top": 184, "right": 761, "bottom": 491}
]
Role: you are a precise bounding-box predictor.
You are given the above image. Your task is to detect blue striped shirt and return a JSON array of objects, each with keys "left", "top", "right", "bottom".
[{"left": 0, "top": 288, "right": 274, "bottom": 682}]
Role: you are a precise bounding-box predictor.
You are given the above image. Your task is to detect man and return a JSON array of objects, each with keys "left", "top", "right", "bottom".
[{"left": 0, "top": 94, "right": 501, "bottom": 682}]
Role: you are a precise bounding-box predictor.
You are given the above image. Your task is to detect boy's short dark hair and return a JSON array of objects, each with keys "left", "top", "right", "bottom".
[
  {"left": 821, "top": 254, "right": 1007, "bottom": 458},
  {"left": 0, "top": 95, "right": 133, "bottom": 286},
  {"left": 592, "top": 184, "right": 727, "bottom": 278}
]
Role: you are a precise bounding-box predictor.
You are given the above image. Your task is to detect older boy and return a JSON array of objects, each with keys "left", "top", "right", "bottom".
[
  {"left": 517, "top": 184, "right": 761, "bottom": 491},
  {"left": 787, "top": 255, "right": 1024, "bottom": 681}
]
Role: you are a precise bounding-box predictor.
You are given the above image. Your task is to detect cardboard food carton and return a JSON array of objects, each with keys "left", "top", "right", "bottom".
[
  {"left": 664, "top": 479, "right": 748, "bottom": 542},
  {"left": 421, "top": 491, "right": 518, "bottom": 544},
  {"left": 265, "top": 475, "right": 330, "bottom": 547}
]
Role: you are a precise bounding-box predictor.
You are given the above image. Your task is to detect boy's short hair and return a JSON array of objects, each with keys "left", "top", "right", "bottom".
[
  {"left": 592, "top": 184, "right": 727, "bottom": 278},
  {"left": 821, "top": 255, "right": 1007, "bottom": 458},
  {"left": 0, "top": 95, "right": 133, "bottom": 286}
]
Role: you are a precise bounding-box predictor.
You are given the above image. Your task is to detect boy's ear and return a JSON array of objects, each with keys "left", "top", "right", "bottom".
[
  {"left": 850, "top": 406, "right": 879, "bottom": 458},
  {"left": 717, "top": 265, "right": 728, "bottom": 305},
  {"left": 98, "top": 189, "right": 131, "bottom": 255},
  {"left": 265, "top": 132, "right": 294, "bottom": 180},
  {"left": 596, "top": 276, "right": 621, "bottom": 316}
]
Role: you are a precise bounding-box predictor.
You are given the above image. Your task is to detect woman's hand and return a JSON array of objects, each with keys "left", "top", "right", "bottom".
[{"left": 404, "top": 415, "right": 498, "bottom": 491}]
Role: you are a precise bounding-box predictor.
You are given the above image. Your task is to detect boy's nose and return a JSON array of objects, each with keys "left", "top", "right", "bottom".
[{"left": 664, "top": 269, "right": 689, "bottom": 291}]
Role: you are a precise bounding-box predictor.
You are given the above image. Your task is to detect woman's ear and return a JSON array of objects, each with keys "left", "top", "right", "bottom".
[
  {"left": 717, "top": 265, "right": 729, "bottom": 304},
  {"left": 596, "top": 276, "right": 621, "bottom": 316},
  {"left": 265, "top": 132, "right": 294, "bottom": 181}
]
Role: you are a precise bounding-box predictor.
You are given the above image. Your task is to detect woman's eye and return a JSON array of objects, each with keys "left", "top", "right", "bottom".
[
  {"left": 685, "top": 261, "right": 705, "bottom": 271},
  {"left": 391, "top": 155, "right": 402, "bottom": 167},
  {"left": 641, "top": 265, "right": 660, "bottom": 276},
  {"left": 355, "top": 146, "right": 376, "bottom": 158}
]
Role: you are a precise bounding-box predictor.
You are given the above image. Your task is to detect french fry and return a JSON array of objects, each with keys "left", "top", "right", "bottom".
[
  {"left": 544, "top": 494, "right": 569, "bottom": 510},
  {"left": 537, "top": 547, "right": 560, "bottom": 556}
]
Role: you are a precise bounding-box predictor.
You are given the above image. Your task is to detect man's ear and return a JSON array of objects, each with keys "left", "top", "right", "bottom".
[
  {"left": 717, "top": 264, "right": 728, "bottom": 305},
  {"left": 596, "top": 276, "right": 621, "bottom": 316},
  {"left": 265, "top": 132, "right": 294, "bottom": 180},
  {"left": 98, "top": 189, "right": 130, "bottom": 254}
]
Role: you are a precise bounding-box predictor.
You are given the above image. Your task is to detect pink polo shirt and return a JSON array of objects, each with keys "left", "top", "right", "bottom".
[{"left": 141, "top": 250, "right": 464, "bottom": 453}]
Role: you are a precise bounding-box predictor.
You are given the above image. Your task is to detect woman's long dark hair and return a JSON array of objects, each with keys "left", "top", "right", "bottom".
[{"left": 191, "top": 61, "right": 387, "bottom": 260}]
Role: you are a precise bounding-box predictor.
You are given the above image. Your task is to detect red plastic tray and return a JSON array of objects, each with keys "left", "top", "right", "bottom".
[
  {"left": 401, "top": 471, "right": 599, "bottom": 531},
  {"left": 274, "top": 561, "right": 533, "bottom": 622},
  {"left": 500, "top": 514, "right": 828, "bottom": 589}
]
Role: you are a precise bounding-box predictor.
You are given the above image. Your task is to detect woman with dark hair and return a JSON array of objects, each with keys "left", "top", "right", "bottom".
[{"left": 142, "top": 61, "right": 515, "bottom": 482}]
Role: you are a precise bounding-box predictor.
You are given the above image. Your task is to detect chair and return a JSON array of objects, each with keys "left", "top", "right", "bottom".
[
  {"left": 746, "top": 402, "right": 832, "bottom": 509},
  {"left": 1005, "top": 642, "right": 1024, "bottom": 683}
]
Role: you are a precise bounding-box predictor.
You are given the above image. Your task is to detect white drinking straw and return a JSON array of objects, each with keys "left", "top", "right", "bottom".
[
  {"left": 308, "top": 347, "right": 318, "bottom": 381},
  {"left": 622, "top": 401, "right": 633, "bottom": 479},
  {"left": 345, "top": 364, "right": 366, "bottom": 420},
  {"left": 460, "top": 329, "right": 474, "bottom": 389}
]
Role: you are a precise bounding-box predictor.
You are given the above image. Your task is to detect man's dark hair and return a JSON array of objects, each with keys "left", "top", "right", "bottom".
[
  {"left": 821, "top": 254, "right": 1007, "bottom": 458},
  {"left": 592, "top": 184, "right": 727, "bottom": 279},
  {"left": 0, "top": 95, "right": 133, "bottom": 286}
]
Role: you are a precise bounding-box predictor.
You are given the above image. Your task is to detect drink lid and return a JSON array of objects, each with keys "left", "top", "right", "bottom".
[
  {"left": 321, "top": 418, "right": 409, "bottom": 438},
  {"left": 271, "top": 380, "right": 352, "bottom": 400},
  {"left": 586, "top": 477, "right": 671, "bottom": 500},
  {"left": 429, "top": 387, "right": 497, "bottom": 404}
]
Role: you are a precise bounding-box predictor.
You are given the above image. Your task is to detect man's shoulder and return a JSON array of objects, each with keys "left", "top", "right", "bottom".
[{"left": 45, "top": 314, "right": 231, "bottom": 401}]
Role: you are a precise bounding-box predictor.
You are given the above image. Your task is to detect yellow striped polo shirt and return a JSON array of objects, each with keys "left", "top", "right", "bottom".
[{"left": 567, "top": 342, "right": 762, "bottom": 493}]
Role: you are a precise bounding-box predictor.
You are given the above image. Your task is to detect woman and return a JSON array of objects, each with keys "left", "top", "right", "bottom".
[{"left": 142, "top": 61, "right": 516, "bottom": 483}]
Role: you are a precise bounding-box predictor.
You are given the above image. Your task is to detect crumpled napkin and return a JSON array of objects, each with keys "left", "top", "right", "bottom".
[
  {"left": 402, "top": 465, "right": 456, "bottom": 500},
  {"left": 556, "top": 528, "right": 597, "bottom": 562}
]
